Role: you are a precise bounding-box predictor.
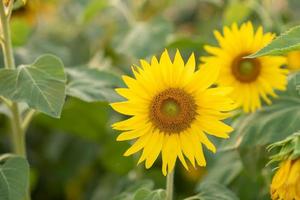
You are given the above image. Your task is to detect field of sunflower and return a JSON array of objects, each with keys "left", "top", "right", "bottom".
[{"left": 1, "top": 0, "right": 300, "bottom": 200}]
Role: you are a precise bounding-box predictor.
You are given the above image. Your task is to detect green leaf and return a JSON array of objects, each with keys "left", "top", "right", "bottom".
[
  {"left": 115, "top": 18, "right": 173, "bottom": 58},
  {"left": 0, "top": 55, "right": 66, "bottom": 118},
  {"left": 221, "top": 72, "right": 300, "bottom": 150},
  {"left": 66, "top": 67, "right": 123, "bottom": 103},
  {"left": 200, "top": 151, "right": 243, "bottom": 186},
  {"left": 248, "top": 25, "right": 300, "bottom": 58},
  {"left": 190, "top": 182, "right": 239, "bottom": 200},
  {"left": 81, "top": 0, "right": 108, "bottom": 23},
  {"left": 223, "top": 0, "right": 252, "bottom": 25},
  {"left": 0, "top": 154, "right": 30, "bottom": 200},
  {"left": 35, "top": 99, "right": 109, "bottom": 141}
]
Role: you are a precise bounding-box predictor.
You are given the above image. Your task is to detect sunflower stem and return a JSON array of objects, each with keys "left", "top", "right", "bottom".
[
  {"left": 166, "top": 170, "right": 174, "bottom": 200},
  {"left": 0, "top": 1, "right": 31, "bottom": 200}
]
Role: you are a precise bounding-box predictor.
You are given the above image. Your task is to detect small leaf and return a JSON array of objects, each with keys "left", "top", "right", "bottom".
[
  {"left": 191, "top": 182, "right": 239, "bottom": 200},
  {"left": 0, "top": 154, "right": 30, "bottom": 200},
  {"left": 248, "top": 25, "right": 300, "bottom": 58},
  {"left": 0, "top": 55, "right": 66, "bottom": 118},
  {"left": 66, "top": 67, "right": 123, "bottom": 103}
]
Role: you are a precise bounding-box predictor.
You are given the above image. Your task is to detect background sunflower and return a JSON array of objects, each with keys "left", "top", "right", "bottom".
[
  {"left": 1, "top": 0, "right": 300, "bottom": 200},
  {"left": 202, "top": 22, "right": 288, "bottom": 113}
]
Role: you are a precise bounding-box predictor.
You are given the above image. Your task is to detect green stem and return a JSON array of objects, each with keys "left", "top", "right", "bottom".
[
  {"left": 0, "top": 1, "right": 15, "bottom": 69},
  {"left": 0, "top": 2, "right": 30, "bottom": 200},
  {"left": 166, "top": 170, "right": 174, "bottom": 200},
  {"left": 10, "top": 103, "right": 26, "bottom": 156}
]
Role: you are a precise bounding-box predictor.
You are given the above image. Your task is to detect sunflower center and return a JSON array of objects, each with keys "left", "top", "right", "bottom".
[
  {"left": 232, "top": 54, "right": 261, "bottom": 83},
  {"left": 161, "top": 99, "right": 180, "bottom": 117},
  {"left": 150, "top": 88, "right": 196, "bottom": 134}
]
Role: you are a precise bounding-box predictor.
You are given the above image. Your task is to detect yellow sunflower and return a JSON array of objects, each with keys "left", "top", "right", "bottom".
[
  {"left": 271, "top": 158, "right": 300, "bottom": 200},
  {"left": 287, "top": 51, "right": 300, "bottom": 71},
  {"left": 202, "top": 21, "right": 288, "bottom": 112},
  {"left": 111, "top": 50, "right": 235, "bottom": 175}
]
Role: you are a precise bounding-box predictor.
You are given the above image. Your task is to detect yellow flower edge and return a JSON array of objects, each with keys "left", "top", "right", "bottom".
[
  {"left": 271, "top": 158, "right": 300, "bottom": 200},
  {"left": 111, "top": 49, "right": 235, "bottom": 175},
  {"left": 201, "top": 21, "right": 288, "bottom": 113},
  {"left": 287, "top": 51, "right": 300, "bottom": 71}
]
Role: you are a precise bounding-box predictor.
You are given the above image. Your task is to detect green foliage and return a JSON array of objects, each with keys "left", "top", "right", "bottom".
[
  {"left": 115, "top": 18, "right": 173, "bottom": 58},
  {"left": 223, "top": 0, "right": 252, "bottom": 25},
  {"left": 35, "top": 99, "right": 109, "bottom": 141},
  {"left": 66, "top": 67, "right": 123, "bottom": 103},
  {"left": 188, "top": 182, "right": 239, "bottom": 200},
  {"left": 200, "top": 151, "right": 243, "bottom": 186},
  {"left": 221, "top": 72, "right": 300, "bottom": 150},
  {"left": 268, "top": 131, "right": 300, "bottom": 164},
  {"left": 11, "top": 19, "right": 32, "bottom": 46},
  {"left": 81, "top": 0, "right": 108, "bottom": 23},
  {"left": 249, "top": 25, "right": 300, "bottom": 57},
  {"left": 113, "top": 180, "right": 166, "bottom": 200},
  {"left": 0, "top": 154, "right": 30, "bottom": 200},
  {"left": 0, "top": 55, "right": 66, "bottom": 118}
]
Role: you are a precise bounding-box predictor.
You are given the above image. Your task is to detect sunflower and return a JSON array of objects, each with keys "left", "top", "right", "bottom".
[
  {"left": 202, "top": 21, "right": 288, "bottom": 112},
  {"left": 287, "top": 51, "right": 300, "bottom": 71},
  {"left": 271, "top": 158, "right": 300, "bottom": 200},
  {"left": 111, "top": 50, "right": 235, "bottom": 175}
]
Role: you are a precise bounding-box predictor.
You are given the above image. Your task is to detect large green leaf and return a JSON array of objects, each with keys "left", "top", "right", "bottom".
[
  {"left": 188, "top": 182, "right": 239, "bottom": 200},
  {"left": 0, "top": 55, "right": 66, "bottom": 118},
  {"left": 221, "top": 72, "right": 300, "bottom": 150},
  {"left": 249, "top": 25, "right": 300, "bottom": 57},
  {"left": 66, "top": 67, "right": 123, "bottom": 102},
  {"left": 0, "top": 154, "right": 30, "bottom": 200}
]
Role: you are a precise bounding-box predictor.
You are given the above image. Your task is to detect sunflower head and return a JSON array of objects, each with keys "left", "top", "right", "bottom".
[
  {"left": 268, "top": 132, "right": 300, "bottom": 199},
  {"left": 287, "top": 50, "right": 300, "bottom": 71},
  {"left": 202, "top": 21, "right": 288, "bottom": 113},
  {"left": 271, "top": 159, "right": 300, "bottom": 200},
  {"left": 111, "top": 50, "right": 235, "bottom": 175}
]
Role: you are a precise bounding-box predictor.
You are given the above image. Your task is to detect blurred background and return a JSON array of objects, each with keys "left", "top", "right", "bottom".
[{"left": 0, "top": 0, "right": 300, "bottom": 199}]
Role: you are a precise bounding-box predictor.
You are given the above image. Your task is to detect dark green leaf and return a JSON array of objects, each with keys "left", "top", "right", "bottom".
[
  {"left": 249, "top": 25, "right": 300, "bottom": 57},
  {"left": 0, "top": 154, "right": 30, "bottom": 200},
  {"left": 66, "top": 67, "right": 123, "bottom": 103},
  {"left": 0, "top": 55, "right": 66, "bottom": 118}
]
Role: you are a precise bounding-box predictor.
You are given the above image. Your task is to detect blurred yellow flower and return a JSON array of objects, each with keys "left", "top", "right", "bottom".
[
  {"left": 271, "top": 158, "right": 300, "bottom": 200},
  {"left": 202, "top": 21, "right": 288, "bottom": 112},
  {"left": 111, "top": 50, "right": 235, "bottom": 175},
  {"left": 12, "top": 0, "right": 54, "bottom": 25},
  {"left": 287, "top": 51, "right": 300, "bottom": 71}
]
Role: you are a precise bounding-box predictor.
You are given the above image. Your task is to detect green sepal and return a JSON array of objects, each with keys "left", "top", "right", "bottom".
[{"left": 267, "top": 131, "right": 300, "bottom": 166}]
